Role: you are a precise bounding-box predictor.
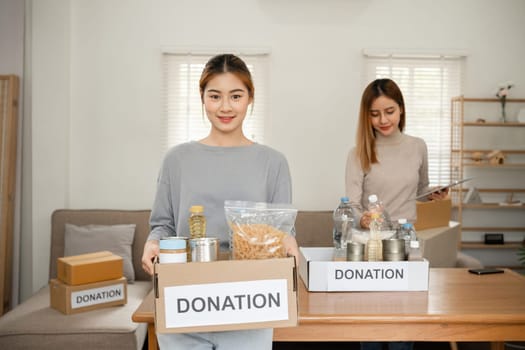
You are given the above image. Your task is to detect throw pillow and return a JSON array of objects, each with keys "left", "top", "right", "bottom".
[{"left": 64, "top": 223, "right": 136, "bottom": 283}]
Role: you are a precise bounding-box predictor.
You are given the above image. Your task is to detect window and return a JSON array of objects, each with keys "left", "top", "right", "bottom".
[
  {"left": 162, "top": 52, "right": 269, "bottom": 152},
  {"left": 364, "top": 52, "right": 464, "bottom": 186}
]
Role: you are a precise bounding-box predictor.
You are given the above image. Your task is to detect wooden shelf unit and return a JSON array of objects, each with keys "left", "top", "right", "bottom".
[{"left": 450, "top": 96, "right": 525, "bottom": 255}]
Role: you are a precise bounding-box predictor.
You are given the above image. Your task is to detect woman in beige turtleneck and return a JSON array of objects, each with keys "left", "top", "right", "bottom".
[
  {"left": 346, "top": 78, "right": 447, "bottom": 231},
  {"left": 346, "top": 78, "right": 447, "bottom": 350}
]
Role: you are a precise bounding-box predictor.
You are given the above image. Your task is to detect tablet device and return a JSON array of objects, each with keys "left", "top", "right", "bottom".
[{"left": 413, "top": 177, "right": 474, "bottom": 200}]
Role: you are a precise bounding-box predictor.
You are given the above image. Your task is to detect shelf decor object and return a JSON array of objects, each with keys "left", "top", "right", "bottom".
[
  {"left": 518, "top": 108, "right": 525, "bottom": 123},
  {"left": 463, "top": 187, "right": 482, "bottom": 204},
  {"left": 496, "top": 82, "right": 513, "bottom": 123}
]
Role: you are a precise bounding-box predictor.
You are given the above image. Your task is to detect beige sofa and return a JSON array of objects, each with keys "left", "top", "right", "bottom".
[{"left": 0, "top": 209, "right": 153, "bottom": 350}]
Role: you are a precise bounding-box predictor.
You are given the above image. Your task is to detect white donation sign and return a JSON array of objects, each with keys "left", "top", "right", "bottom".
[{"left": 164, "top": 279, "right": 289, "bottom": 328}]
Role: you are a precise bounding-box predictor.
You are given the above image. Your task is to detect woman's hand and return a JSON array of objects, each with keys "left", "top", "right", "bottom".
[
  {"left": 141, "top": 239, "right": 160, "bottom": 276},
  {"left": 283, "top": 235, "right": 300, "bottom": 264},
  {"left": 360, "top": 211, "right": 372, "bottom": 229},
  {"left": 427, "top": 187, "right": 449, "bottom": 201}
]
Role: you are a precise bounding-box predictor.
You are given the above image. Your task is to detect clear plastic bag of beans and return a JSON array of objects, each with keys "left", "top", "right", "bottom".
[{"left": 224, "top": 200, "right": 297, "bottom": 260}]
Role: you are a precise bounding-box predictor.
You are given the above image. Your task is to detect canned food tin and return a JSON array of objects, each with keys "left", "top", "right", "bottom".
[
  {"left": 346, "top": 241, "right": 365, "bottom": 261},
  {"left": 382, "top": 239, "right": 406, "bottom": 261},
  {"left": 190, "top": 237, "right": 219, "bottom": 262},
  {"left": 159, "top": 237, "right": 189, "bottom": 263}
]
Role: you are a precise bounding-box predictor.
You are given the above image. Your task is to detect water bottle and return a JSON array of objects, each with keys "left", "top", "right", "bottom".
[
  {"left": 406, "top": 223, "right": 423, "bottom": 261},
  {"left": 394, "top": 218, "right": 405, "bottom": 240},
  {"left": 396, "top": 218, "right": 411, "bottom": 260},
  {"left": 188, "top": 205, "right": 206, "bottom": 239},
  {"left": 367, "top": 194, "right": 392, "bottom": 231},
  {"left": 332, "top": 197, "right": 355, "bottom": 250}
]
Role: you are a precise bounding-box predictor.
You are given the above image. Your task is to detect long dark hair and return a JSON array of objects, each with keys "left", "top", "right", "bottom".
[{"left": 356, "top": 78, "right": 406, "bottom": 171}]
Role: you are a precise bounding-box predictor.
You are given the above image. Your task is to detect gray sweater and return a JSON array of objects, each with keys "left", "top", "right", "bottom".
[
  {"left": 345, "top": 130, "right": 431, "bottom": 224},
  {"left": 148, "top": 141, "right": 292, "bottom": 248}
]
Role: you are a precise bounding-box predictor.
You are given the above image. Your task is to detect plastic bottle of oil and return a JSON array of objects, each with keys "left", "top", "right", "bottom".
[{"left": 188, "top": 205, "right": 206, "bottom": 239}]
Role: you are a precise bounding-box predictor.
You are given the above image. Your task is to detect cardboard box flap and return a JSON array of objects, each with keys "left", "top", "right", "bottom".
[
  {"left": 155, "top": 258, "right": 295, "bottom": 287},
  {"left": 59, "top": 253, "right": 123, "bottom": 267},
  {"left": 154, "top": 257, "right": 297, "bottom": 334},
  {"left": 58, "top": 250, "right": 113, "bottom": 262}
]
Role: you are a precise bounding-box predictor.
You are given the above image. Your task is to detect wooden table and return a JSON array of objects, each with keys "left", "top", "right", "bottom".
[{"left": 132, "top": 268, "right": 525, "bottom": 350}]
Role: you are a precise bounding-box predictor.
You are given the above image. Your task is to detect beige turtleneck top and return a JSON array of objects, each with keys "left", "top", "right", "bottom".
[{"left": 345, "top": 129, "right": 431, "bottom": 225}]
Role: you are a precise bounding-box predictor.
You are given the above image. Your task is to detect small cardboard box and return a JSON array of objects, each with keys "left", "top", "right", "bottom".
[
  {"left": 50, "top": 277, "right": 127, "bottom": 315},
  {"left": 57, "top": 250, "right": 123, "bottom": 285},
  {"left": 415, "top": 199, "right": 452, "bottom": 231},
  {"left": 299, "top": 247, "right": 429, "bottom": 292},
  {"left": 154, "top": 257, "right": 297, "bottom": 334}
]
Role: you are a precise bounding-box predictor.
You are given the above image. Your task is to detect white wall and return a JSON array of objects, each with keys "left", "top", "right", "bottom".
[
  {"left": 24, "top": 0, "right": 71, "bottom": 301},
  {"left": 22, "top": 0, "right": 525, "bottom": 298}
]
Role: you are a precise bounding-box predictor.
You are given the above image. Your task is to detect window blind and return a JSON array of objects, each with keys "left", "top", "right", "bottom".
[
  {"left": 162, "top": 53, "right": 269, "bottom": 152},
  {"left": 364, "top": 54, "right": 464, "bottom": 186}
]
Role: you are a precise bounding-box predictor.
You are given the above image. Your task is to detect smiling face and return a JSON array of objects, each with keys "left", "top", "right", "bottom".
[
  {"left": 203, "top": 72, "right": 253, "bottom": 137},
  {"left": 368, "top": 95, "right": 402, "bottom": 137}
]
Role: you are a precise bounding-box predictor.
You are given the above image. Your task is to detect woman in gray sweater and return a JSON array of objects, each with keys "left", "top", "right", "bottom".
[
  {"left": 346, "top": 78, "right": 446, "bottom": 350},
  {"left": 346, "top": 78, "right": 447, "bottom": 230},
  {"left": 142, "top": 54, "right": 298, "bottom": 350}
]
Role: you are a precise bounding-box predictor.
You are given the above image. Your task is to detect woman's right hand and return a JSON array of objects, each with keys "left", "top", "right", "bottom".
[
  {"left": 360, "top": 211, "right": 372, "bottom": 229},
  {"left": 141, "top": 239, "right": 160, "bottom": 276},
  {"left": 428, "top": 187, "right": 449, "bottom": 201}
]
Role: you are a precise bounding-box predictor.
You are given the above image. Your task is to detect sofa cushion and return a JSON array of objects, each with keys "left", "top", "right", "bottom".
[
  {"left": 64, "top": 223, "right": 136, "bottom": 282},
  {"left": 50, "top": 209, "right": 152, "bottom": 282},
  {"left": 0, "top": 281, "right": 151, "bottom": 350}
]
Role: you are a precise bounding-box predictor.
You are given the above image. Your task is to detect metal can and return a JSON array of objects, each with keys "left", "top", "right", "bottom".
[
  {"left": 159, "top": 237, "right": 188, "bottom": 263},
  {"left": 346, "top": 241, "right": 365, "bottom": 261},
  {"left": 382, "top": 238, "right": 406, "bottom": 261},
  {"left": 190, "top": 237, "right": 219, "bottom": 262}
]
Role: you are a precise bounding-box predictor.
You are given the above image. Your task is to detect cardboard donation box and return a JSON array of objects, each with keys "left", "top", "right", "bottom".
[
  {"left": 57, "top": 250, "right": 123, "bottom": 285},
  {"left": 50, "top": 277, "right": 127, "bottom": 315},
  {"left": 51, "top": 250, "right": 126, "bottom": 314},
  {"left": 154, "top": 257, "right": 297, "bottom": 334},
  {"left": 414, "top": 199, "right": 452, "bottom": 230},
  {"left": 299, "top": 247, "right": 429, "bottom": 292}
]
